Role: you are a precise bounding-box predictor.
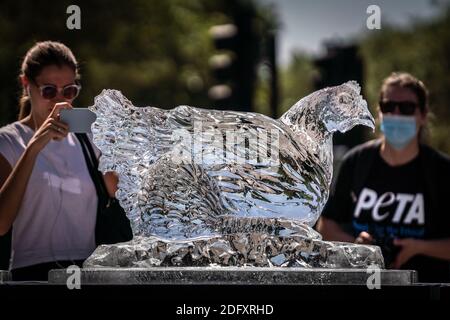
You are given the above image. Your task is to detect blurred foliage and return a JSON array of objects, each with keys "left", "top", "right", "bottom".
[
  {"left": 0, "top": 0, "right": 271, "bottom": 125},
  {"left": 279, "top": 6, "right": 450, "bottom": 153},
  {"left": 278, "top": 51, "right": 316, "bottom": 115},
  {"left": 1, "top": 1, "right": 449, "bottom": 155}
]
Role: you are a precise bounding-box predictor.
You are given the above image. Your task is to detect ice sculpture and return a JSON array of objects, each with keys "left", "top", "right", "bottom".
[{"left": 84, "top": 81, "right": 384, "bottom": 268}]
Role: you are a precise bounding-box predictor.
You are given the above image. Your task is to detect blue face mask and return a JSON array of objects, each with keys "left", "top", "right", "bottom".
[{"left": 380, "top": 115, "right": 417, "bottom": 150}]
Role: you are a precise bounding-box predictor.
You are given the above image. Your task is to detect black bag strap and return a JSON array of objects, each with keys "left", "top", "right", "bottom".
[
  {"left": 75, "top": 133, "right": 110, "bottom": 204},
  {"left": 0, "top": 228, "right": 11, "bottom": 270},
  {"left": 75, "top": 133, "right": 133, "bottom": 245}
]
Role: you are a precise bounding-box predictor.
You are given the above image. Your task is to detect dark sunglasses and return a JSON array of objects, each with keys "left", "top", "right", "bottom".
[
  {"left": 35, "top": 83, "right": 81, "bottom": 100},
  {"left": 379, "top": 100, "right": 419, "bottom": 115}
]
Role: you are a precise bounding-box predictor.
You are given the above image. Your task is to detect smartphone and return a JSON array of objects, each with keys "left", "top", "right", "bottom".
[{"left": 60, "top": 108, "right": 97, "bottom": 133}]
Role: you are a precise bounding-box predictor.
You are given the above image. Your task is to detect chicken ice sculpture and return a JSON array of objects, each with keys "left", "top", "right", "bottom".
[{"left": 84, "top": 81, "right": 383, "bottom": 269}]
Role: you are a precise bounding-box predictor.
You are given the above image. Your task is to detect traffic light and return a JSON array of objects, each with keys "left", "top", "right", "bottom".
[
  {"left": 208, "top": 6, "right": 261, "bottom": 112},
  {"left": 208, "top": 24, "right": 238, "bottom": 107}
]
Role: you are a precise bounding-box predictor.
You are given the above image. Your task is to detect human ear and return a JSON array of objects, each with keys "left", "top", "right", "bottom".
[
  {"left": 20, "top": 75, "right": 29, "bottom": 87},
  {"left": 418, "top": 106, "right": 428, "bottom": 127}
]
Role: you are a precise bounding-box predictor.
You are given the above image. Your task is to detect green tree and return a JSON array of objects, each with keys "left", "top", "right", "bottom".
[
  {"left": 0, "top": 0, "right": 251, "bottom": 124},
  {"left": 278, "top": 51, "right": 316, "bottom": 116}
]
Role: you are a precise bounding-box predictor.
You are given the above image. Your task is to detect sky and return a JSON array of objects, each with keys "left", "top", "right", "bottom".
[{"left": 257, "top": 0, "right": 448, "bottom": 66}]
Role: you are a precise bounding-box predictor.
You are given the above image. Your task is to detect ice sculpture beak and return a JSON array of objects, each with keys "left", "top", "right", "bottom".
[
  {"left": 331, "top": 93, "right": 376, "bottom": 134},
  {"left": 356, "top": 104, "right": 376, "bottom": 131}
]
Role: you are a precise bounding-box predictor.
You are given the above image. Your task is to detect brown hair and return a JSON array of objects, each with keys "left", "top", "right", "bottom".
[
  {"left": 18, "top": 41, "right": 79, "bottom": 120},
  {"left": 379, "top": 72, "right": 428, "bottom": 113}
]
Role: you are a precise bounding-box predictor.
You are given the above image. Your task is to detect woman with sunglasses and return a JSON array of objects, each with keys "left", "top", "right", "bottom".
[
  {"left": 0, "top": 41, "right": 119, "bottom": 280},
  {"left": 317, "top": 72, "right": 450, "bottom": 282}
]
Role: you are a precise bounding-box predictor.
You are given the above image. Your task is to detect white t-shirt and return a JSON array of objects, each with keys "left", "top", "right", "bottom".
[{"left": 0, "top": 121, "right": 98, "bottom": 269}]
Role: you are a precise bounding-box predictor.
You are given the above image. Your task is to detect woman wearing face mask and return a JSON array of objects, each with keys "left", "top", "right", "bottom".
[
  {"left": 0, "top": 41, "right": 121, "bottom": 281},
  {"left": 317, "top": 72, "right": 450, "bottom": 283}
]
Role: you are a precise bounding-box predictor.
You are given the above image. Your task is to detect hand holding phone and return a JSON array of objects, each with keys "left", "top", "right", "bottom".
[{"left": 60, "top": 108, "right": 97, "bottom": 133}]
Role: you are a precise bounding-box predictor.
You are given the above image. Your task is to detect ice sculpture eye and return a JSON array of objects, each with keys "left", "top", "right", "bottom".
[{"left": 338, "top": 92, "right": 351, "bottom": 104}]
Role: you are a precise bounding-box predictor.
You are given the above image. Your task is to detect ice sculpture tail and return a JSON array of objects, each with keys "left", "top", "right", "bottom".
[{"left": 89, "top": 90, "right": 166, "bottom": 233}]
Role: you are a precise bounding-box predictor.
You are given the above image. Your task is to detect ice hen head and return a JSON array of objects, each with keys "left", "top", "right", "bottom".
[
  {"left": 89, "top": 82, "right": 374, "bottom": 240},
  {"left": 280, "top": 81, "right": 374, "bottom": 141}
]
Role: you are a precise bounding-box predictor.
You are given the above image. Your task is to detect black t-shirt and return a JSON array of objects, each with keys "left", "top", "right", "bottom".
[{"left": 322, "top": 141, "right": 450, "bottom": 283}]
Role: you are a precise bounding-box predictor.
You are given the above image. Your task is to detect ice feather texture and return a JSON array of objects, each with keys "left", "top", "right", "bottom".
[{"left": 89, "top": 81, "right": 374, "bottom": 240}]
